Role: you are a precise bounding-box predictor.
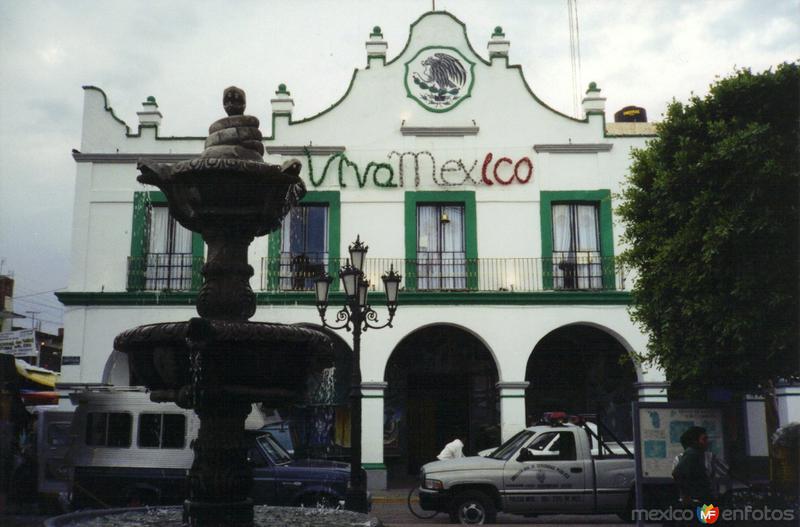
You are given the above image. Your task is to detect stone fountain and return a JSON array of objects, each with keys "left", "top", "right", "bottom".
[{"left": 108, "top": 87, "right": 344, "bottom": 527}]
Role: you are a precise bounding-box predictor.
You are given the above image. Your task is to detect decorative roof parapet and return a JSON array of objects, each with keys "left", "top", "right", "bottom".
[
  {"left": 487, "top": 25, "right": 510, "bottom": 60},
  {"left": 270, "top": 83, "right": 294, "bottom": 116},
  {"left": 581, "top": 81, "right": 606, "bottom": 116},
  {"left": 137, "top": 96, "right": 163, "bottom": 128},
  {"left": 366, "top": 25, "right": 388, "bottom": 63}
]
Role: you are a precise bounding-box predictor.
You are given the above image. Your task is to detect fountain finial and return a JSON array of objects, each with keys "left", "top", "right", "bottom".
[{"left": 223, "top": 86, "right": 246, "bottom": 116}]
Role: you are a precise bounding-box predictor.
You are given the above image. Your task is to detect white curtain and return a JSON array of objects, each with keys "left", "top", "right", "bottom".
[
  {"left": 145, "top": 206, "right": 193, "bottom": 290},
  {"left": 279, "top": 205, "right": 329, "bottom": 290},
  {"left": 551, "top": 204, "right": 601, "bottom": 289},
  {"left": 417, "top": 205, "right": 465, "bottom": 290}
]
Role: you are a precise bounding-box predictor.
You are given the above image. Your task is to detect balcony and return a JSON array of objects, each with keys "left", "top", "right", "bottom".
[
  {"left": 127, "top": 254, "right": 204, "bottom": 291},
  {"left": 259, "top": 253, "right": 627, "bottom": 293}
]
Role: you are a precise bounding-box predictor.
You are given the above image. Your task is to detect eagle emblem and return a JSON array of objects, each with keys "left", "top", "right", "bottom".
[{"left": 404, "top": 46, "right": 475, "bottom": 112}]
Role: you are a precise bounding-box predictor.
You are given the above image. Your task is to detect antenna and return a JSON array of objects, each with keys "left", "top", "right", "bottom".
[
  {"left": 25, "top": 310, "right": 41, "bottom": 331},
  {"left": 567, "top": 0, "right": 583, "bottom": 117}
]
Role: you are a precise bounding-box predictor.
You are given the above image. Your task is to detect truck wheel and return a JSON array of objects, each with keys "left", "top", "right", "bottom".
[{"left": 449, "top": 490, "right": 496, "bottom": 525}]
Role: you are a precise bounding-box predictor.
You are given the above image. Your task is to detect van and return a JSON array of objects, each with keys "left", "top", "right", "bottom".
[{"left": 65, "top": 386, "right": 350, "bottom": 508}]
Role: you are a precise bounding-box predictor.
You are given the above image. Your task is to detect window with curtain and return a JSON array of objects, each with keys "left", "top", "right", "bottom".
[
  {"left": 280, "top": 204, "right": 329, "bottom": 290},
  {"left": 145, "top": 205, "right": 193, "bottom": 290},
  {"left": 417, "top": 204, "right": 466, "bottom": 290},
  {"left": 551, "top": 203, "right": 602, "bottom": 289}
]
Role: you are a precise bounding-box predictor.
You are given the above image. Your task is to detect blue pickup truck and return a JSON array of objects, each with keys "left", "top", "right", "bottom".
[{"left": 66, "top": 388, "right": 353, "bottom": 509}]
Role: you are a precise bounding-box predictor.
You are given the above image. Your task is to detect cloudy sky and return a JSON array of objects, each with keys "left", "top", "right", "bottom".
[{"left": 0, "top": 0, "right": 797, "bottom": 333}]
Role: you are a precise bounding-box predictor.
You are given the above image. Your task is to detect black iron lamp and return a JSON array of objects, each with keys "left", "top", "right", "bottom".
[
  {"left": 349, "top": 235, "right": 368, "bottom": 273},
  {"left": 339, "top": 261, "right": 361, "bottom": 300},
  {"left": 381, "top": 264, "right": 401, "bottom": 315},
  {"left": 312, "top": 235, "right": 401, "bottom": 513}
]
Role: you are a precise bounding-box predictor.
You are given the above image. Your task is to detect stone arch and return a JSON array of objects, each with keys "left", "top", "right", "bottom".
[
  {"left": 383, "top": 323, "right": 500, "bottom": 480},
  {"left": 388, "top": 321, "right": 502, "bottom": 379},
  {"left": 525, "top": 322, "right": 640, "bottom": 439},
  {"left": 286, "top": 323, "right": 354, "bottom": 459}
]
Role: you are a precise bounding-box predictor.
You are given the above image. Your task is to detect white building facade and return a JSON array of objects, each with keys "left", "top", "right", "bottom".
[{"left": 59, "top": 12, "right": 683, "bottom": 488}]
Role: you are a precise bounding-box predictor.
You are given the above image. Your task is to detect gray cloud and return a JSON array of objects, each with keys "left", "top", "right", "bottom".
[{"left": 0, "top": 0, "right": 797, "bottom": 334}]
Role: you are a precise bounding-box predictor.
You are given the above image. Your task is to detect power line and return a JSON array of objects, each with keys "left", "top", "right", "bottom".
[
  {"left": 12, "top": 287, "right": 67, "bottom": 299},
  {"left": 13, "top": 297, "right": 64, "bottom": 310}
]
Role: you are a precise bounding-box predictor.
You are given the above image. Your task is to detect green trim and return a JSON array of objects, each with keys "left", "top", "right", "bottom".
[
  {"left": 56, "top": 290, "right": 632, "bottom": 307},
  {"left": 539, "top": 190, "right": 615, "bottom": 290},
  {"left": 282, "top": 70, "right": 360, "bottom": 128},
  {"left": 387, "top": 11, "right": 490, "bottom": 67},
  {"left": 266, "top": 191, "right": 341, "bottom": 291},
  {"left": 362, "top": 463, "right": 387, "bottom": 470},
  {"left": 403, "top": 46, "right": 475, "bottom": 113},
  {"left": 362, "top": 395, "right": 384, "bottom": 399},
  {"left": 404, "top": 191, "right": 478, "bottom": 290},
  {"left": 129, "top": 191, "right": 204, "bottom": 291},
  {"left": 378, "top": 11, "right": 585, "bottom": 122},
  {"left": 82, "top": 85, "right": 206, "bottom": 141},
  {"left": 499, "top": 394, "right": 527, "bottom": 398}
]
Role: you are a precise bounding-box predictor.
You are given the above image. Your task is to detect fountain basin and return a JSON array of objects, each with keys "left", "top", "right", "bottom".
[
  {"left": 137, "top": 158, "right": 304, "bottom": 237},
  {"left": 45, "top": 506, "right": 383, "bottom": 527},
  {"left": 114, "top": 318, "right": 333, "bottom": 406}
]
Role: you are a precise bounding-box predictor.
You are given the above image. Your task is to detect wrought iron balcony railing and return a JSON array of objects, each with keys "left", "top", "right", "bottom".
[
  {"left": 127, "top": 254, "right": 204, "bottom": 291},
  {"left": 259, "top": 253, "right": 627, "bottom": 293}
]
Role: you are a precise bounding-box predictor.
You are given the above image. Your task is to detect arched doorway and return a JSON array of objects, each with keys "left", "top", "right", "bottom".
[
  {"left": 384, "top": 325, "right": 499, "bottom": 479},
  {"left": 287, "top": 324, "right": 353, "bottom": 460},
  {"left": 526, "top": 324, "right": 638, "bottom": 440}
]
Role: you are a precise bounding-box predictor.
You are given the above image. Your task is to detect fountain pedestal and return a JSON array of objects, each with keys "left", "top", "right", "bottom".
[{"left": 114, "top": 87, "right": 333, "bottom": 527}]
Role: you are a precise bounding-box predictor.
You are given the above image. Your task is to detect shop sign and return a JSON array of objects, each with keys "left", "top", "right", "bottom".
[
  {"left": 0, "top": 329, "right": 38, "bottom": 357},
  {"left": 305, "top": 149, "right": 533, "bottom": 189}
]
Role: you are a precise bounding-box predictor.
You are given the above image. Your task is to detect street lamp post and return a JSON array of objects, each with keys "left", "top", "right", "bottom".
[{"left": 313, "top": 235, "right": 401, "bottom": 513}]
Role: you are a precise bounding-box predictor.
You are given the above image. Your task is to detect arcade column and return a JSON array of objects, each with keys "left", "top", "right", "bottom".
[
  {"left": 361, "top": 381, "right": 388, "bottom": 490},
  {"left": 497, "top": 381, "right": 529, "bottom": 442}
]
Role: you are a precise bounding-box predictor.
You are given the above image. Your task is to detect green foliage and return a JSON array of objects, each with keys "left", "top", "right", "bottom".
[{"left": 618, "top": 63, "right": 800, "bottom": 397}]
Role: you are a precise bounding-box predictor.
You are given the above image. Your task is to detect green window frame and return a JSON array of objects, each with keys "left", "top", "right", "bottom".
[
  {"left": 129, "top": 191, "right": 204, "bottom": 291},
  {"left": 539, "top": 190, "right": 615, "bottom": 290},
  {"left": 404, "top": 191, "right": 478, "bottom": 290},
  {"left": 267, "top": 191, "right": 341, "bottom": 291}
]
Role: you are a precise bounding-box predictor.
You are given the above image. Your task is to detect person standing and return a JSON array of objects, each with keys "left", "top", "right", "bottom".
[{"left": 672, "top": 426, "right": 713, "bottom": 504}]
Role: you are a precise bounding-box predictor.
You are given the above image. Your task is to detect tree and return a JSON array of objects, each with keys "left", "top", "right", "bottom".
[{"left": 618, "top": 63, "right": 799, "bottom": 398}]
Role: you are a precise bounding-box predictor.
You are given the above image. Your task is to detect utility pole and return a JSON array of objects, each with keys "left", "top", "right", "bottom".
[{"left": 25, "top": 311, "right": 40, "bottom": 331}]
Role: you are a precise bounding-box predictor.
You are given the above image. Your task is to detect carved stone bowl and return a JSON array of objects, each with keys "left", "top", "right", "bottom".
[
  {"left": 137, "top": 158, "right": 305, "bottom": 238},
  {"left": 114, "top": 318, "right": 334, "bottom": 407}
]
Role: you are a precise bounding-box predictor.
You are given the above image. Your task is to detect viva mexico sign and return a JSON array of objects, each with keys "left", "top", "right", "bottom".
[{"left": 304, "top": 149, "right": 533, "bottom": 189}]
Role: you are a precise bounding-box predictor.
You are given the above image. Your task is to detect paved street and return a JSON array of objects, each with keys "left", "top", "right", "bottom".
[
  {"left": 371, "top": 489, "right": 633, "bottom": 526},
  {"left": 0, "top": 492, "right": 634, "bottom": 527}
]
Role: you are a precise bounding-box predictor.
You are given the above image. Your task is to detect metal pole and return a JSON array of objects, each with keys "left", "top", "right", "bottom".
[{"left": 345, "top": 302, "right": 367, "bottom": 512}]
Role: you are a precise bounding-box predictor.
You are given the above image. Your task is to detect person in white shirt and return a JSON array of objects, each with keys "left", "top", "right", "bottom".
[{"left": 437, "top": 438, "right": 465, "bottom": 460}]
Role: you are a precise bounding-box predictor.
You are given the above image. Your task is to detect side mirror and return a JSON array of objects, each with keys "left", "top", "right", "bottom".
[{"left": 516, "top": 448, "right": 535, "bottom": 462}]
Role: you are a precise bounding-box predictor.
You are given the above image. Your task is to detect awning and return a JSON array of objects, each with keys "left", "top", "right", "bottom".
[{"left": 15, "top": 358, "right": 59, "bottom": 390}]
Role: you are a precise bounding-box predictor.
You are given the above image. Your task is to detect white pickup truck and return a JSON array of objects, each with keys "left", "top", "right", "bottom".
[{"left": 418, "top": 421, "right": 635, "bottom": 524}]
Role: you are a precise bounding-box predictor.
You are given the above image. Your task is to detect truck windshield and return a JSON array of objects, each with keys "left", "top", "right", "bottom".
[
  {"left": 488, "top": 430, "right": 534, "bottom": 461},
  {"left": 256, "top": 433, "right": 292, "bottom": 465}
]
